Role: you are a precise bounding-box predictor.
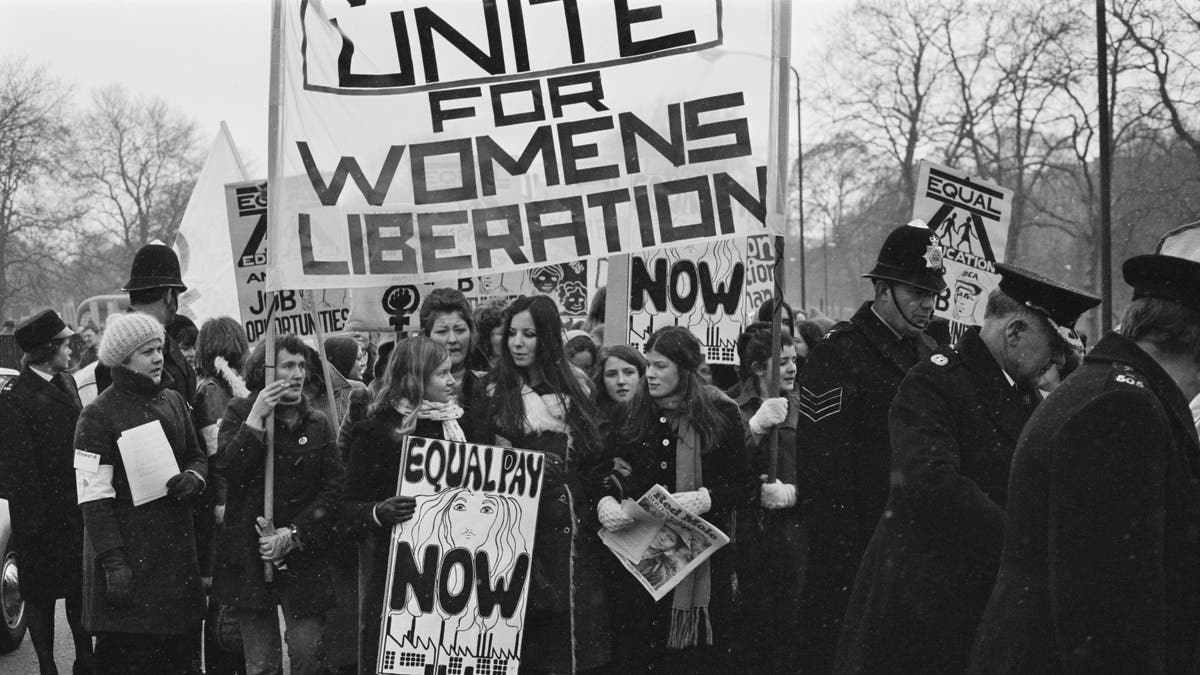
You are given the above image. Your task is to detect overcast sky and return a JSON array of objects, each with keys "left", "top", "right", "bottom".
[{"left": 1, "top": 0, "right": 841, "bottom": 176}]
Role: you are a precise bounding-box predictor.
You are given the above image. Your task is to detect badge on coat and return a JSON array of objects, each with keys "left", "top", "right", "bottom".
[
  {"left": 298, "top": 435, "right": 308, "bottom": 446},
  {"left": 931, "top": 354, "right": 949, "bottom": 366}
]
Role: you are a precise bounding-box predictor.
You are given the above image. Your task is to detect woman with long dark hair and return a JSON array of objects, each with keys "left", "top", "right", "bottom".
[
  {"left": 343, "top": 337, "right": 464, "bottom": 674},
  {"left": 731, "top": 324, "right": 805, "bottom": 674},
  {"left": 598, "top": 326, "right": 753, "bottom": 674},
  {"left": 471, "top": 294, "right": 611, "bottom": 674}
]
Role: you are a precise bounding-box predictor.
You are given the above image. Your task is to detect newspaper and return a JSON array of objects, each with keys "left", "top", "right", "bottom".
[{"left": 599, "top": 485, "right": 730, "bottom": 601}]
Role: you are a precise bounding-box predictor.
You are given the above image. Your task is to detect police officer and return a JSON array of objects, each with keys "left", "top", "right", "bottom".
[
  {"left": 95, "top": 243, "right": 197, "bottom": 399},
  {"left": 0, "top": 311, "right": 94, "bottom": 674},
  {"left": 793, "top": 220, "right": 946, "bottom": 673},
  {"left": 834, "top": 264, "right": 1099, "bottom": 675},
  {"left": 970, "top": 253, "right": 1200, "bottom": 673}
]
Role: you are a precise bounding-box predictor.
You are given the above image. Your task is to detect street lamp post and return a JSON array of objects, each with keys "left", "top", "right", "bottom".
[{"left": 792, "top": 66, "right": 806, "bottom": 312}]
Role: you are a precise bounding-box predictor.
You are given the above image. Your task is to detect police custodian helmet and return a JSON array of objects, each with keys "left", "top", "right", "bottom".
[
  {"left": 122, "top": 243, "right": 187, "bottom": 292},
  {"left": 863, "top": 220, "right": 948, "bottom": 294}
]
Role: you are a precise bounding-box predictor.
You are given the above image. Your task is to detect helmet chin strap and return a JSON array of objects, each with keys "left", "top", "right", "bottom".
[{"left": 887, "top": 282, "right": 929, "bottom": 333}]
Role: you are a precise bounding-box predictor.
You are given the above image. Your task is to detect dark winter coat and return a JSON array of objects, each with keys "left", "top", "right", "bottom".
[
  {"left": 605, "top": 392, "right": 753, "bottom": 672},
  {"left": 969, "top": 333, "right": 1200, "bottom": 674},
  {"left": 0, "top": 366, "right": 84, "bottom": 601},
  {"left": 213, "top": 393, "right": 344, "bottom": 617},
  {"left": 794, "top": 301, "right": 937, "bottom": 671},
  {"left": 834, "top": 327, "right": 1038, "bottom": 675},
  {"left": 733, "top": 388, "right": 806, "bottom": 675},
  {"left": 74, "top": 366, "right": 207, "bottom": 635},
  {"left": 343, "top": 411, "right": 446, "bottom": 675},
  {"left": 472, "top": 380, "right": 612, "bottom": 674}
]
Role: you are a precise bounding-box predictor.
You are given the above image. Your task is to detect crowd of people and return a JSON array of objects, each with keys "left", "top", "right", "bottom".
[{"left": 2, "top": 220, "right": 1200, "bottom": 675}]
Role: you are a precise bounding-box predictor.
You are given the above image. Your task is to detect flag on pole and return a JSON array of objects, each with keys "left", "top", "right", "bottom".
[{"left": 175, "top": 121, "right": 251, "bottom": 321}]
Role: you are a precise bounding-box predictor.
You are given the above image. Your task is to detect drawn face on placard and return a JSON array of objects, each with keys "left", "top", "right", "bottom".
[
  {"left": 449, "top": 491, "right": 500, "bottom": 549},
  {"left": 953, "top": 278, "right": 984, "bottom": 322}
]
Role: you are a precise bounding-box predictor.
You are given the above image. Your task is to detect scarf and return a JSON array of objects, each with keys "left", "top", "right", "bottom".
[
  {"left": 668, "top": 414, "right": 713, "bottom": 649},
  {"left": 213, "top": 355, "right": 250, "bottom": 398},
  {"left": 395, "top": 398, "right": 466, "bottom": 442}
]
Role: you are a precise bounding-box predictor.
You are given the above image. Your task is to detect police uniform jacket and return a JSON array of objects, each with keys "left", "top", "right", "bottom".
[
  {"left": 793, "top": 301, "right": 936, "bottom": 671},
  {"left": 834, "top": 326, "right": 1038, "bottom": 675},
  {"left": 0, "top": 366, "right": 84, "bottom": 601},
  {"left": 969, "top": 333, "right": 1200, "bottom": 674},
  {"left": 214, "top": 393, "right": 344, "bottom": 616},
  {"left": 74, "top": 366, "right": 207, "bottom": 635}
]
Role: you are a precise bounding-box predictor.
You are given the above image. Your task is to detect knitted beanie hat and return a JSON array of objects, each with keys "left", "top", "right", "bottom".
[{"left": 99, "top": 312, "right": 164, "bottom": 367}]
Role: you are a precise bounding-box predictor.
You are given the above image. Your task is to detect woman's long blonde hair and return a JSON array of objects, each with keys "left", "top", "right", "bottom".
[{"left": 368, "top": 336, "right": 450, "bottom": 433}]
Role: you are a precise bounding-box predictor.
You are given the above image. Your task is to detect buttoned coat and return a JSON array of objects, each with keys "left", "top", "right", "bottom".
[
  {"left": 213, "top": 393, "right": 344, "bottom": 617},
  {"left": 794, "top": 301, "right": 937, "bottom": 671},
  {"left": 74, "top": 366, "right": 208, "bottom": 635},
  {"left": 471, "top": 380, "right": 611, "bottom": 674},
  {"left": 0, "top": 366, "right": 84, "bottom": 601},
  {"left": 969, "top": 334, "right": 1200, "bottom": 674},
  {"left": 833, "top": 327, "right": 1038, "bottom": 674}
]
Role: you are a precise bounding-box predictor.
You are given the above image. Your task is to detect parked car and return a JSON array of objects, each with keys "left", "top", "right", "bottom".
[
  {"left": 0, "top": 366, "right": 28, "bottom": 653},
  {"left": 0, "top": 498, "right": 26, "bottom": 653}
]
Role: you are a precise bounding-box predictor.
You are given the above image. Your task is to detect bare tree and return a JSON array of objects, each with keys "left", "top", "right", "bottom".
[
  {"left": 0, "top": 58, "right": 77, "bottom": 323},
  {"left": 71, "top": 85, "right": 201, "bottom": 270},
  {"left": 1110, "top": 0, "right": 1200, "bottom": 170},
  {"left": 816, "top": 0, "right": 967, "bottom": 216}
]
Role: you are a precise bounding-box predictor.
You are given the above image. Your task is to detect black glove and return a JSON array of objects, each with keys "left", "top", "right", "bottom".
[
  {"left": 375, "top": 495, "right": 416, "bottom": 527},
  {"left": 166, "top": 471, "right": 204, "bottom": 499},
  {"left": 99, "top": 550, "right": 133, "bottom": 607}
]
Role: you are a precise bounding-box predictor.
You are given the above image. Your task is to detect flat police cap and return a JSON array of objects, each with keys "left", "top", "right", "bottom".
[
  {"left": 122, "top": 243, "right": 187, "bottom": 292},
  {"left": 1123, "top": 253, "right": 1200, "bottom": 314},
  {"left": 15, "top": 309, "right": 74, "bottom": 353},
  {"left": 864, "top": 220, "right": 948, "bottom": 294},
  {"left": 995, "top": 263, "right": 1100, "bottom": 350}
]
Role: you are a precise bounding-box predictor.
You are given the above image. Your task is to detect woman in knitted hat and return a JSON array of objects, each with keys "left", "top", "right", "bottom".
[
  {"left": 470, "top": 294, "right": 612, "bottom": 674},
  {"left": 598, "top": 325, "right": 753, "bottom": 674},
  {"left": 74, "top": 311, "right": 209, "bottom": 674}
]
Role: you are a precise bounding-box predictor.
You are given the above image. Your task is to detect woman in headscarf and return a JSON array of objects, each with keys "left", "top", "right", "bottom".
[{"left": 597, "top": 326, "right": 753, "bottom": 674}]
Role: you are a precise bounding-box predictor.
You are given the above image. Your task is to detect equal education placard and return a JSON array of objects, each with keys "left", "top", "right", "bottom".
[
  {"left": 911, "top": 160, "right": 1013, "bottom": 332},
  {"left": 268, "top": 0, "right": 777, "bottom": 291},
  {"left": 379, "top": 437, "right": 543, "bottom": 675},
  {"left": 224, "top": 180, "right": 352, "bottom": 343}
]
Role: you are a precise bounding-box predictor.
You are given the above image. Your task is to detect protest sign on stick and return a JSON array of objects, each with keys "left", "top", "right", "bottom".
[
  {"left": 267, "top": 0, "right": 779, "bottom": 291},
  {"left": 378, "top": 437, "right": 543, "bottom": 675},
  {"left": 225, "top": 180, "right": 353, "bottom": 344},
  {"left": 911, "top": 160, "right": 1013, "bottom": 342}
]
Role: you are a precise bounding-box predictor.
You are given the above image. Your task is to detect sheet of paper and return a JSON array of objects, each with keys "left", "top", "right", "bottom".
[
  {"left": 598, "top": 498, "right": 665, "bottom": 563},
  {"left": 117, "top": 420, "right": 180, "bottom": 507}
]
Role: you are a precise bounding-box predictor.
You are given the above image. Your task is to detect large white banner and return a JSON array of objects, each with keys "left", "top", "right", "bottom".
[
  {"left": 912, "top": 160, "right": 1012, "bottom": 337},
  {"left": 269, "top": 0, "right": 777, "bottom": 291},
  {"left": 379, "top": 436, "right": 543, "bottom": 675}
]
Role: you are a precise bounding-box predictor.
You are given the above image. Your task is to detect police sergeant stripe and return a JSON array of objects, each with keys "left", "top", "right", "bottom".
[{"left": 797, "top": 386, "right": 843, "bottom": 422}]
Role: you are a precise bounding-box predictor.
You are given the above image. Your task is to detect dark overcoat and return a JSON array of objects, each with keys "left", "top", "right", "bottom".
[
  {"left": 834, "top": 327, "right": 1037, "bottom": 675},
  {"left": 343, "top": 412, "right": 446, "bottom": 675},
  {"left": 213, "top": 393, "right": 344, "bottom": 617},
  {"left": 74, "top": 366, "right": 207, "bottom": 635},
  {"left": 733, "top": 389, "right": 806, "bottom": 675},
  {"left": 969, "top": 333, "right": 1200, "bottom": 674},
  {"left": 0, "top": 366, "right": 84, "bottom": 601},
  {"left": 794, "top": 301, "right": 937, "bottom": 671},
  {"left": 605, "top": 392, "right": 753, "bottom": 673},
  {"left": 471, "top": 380, "right": 612, "bottom": 674}
]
